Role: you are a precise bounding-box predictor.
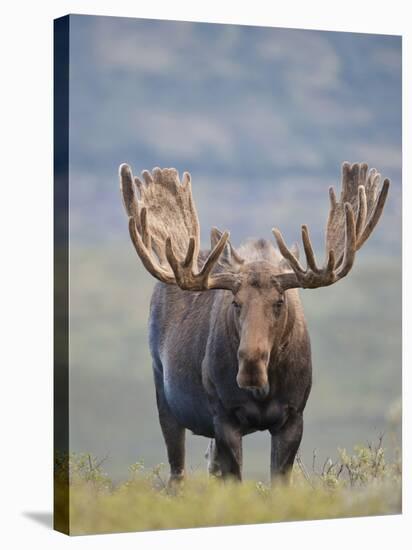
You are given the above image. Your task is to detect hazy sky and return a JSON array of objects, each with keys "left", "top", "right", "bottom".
[{"left": 68, "top": 15, "right": 401, "bottom": 250}]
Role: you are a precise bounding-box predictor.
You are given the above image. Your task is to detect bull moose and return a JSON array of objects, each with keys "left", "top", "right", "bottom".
[{"left": 119, "top": 162, "right": 389, "bottom": 483}]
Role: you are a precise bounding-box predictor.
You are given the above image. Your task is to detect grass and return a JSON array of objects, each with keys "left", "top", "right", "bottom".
[{"left": 55, "top": 437, "right": 401, "bottom": 535}]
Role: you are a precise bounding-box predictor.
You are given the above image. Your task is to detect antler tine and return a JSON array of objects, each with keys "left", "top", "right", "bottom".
[
  {"left": 301, "top": 225, "right": 320, "bottom": 273},
  {"left": 272, "top": 228, "right": 305, "bottom": 274},
  {"left": 272, "top": 204, "right": 354, "bottom": 291},
  {"left": 356, "top": 185, "right": 367, "bottom": 237},
  {"left": 120, "top": 163, "right": 140, "bottom": 221},
  {"left": 356, "top": 178, "right": 390, "bottom": 249},
  {"left": 140, "top": 207, "right": 151, "bottom": 248},
  {"left": 333, "top": 167, "right": 390, "bottom": 268},
  {"left": 165, "top": 231, "right": 234, "bottom": 291},
  {"left": 272, "top": 162, "right": 389, "bottom": 292},
  {"left": 120, "top": 164, "right": 239, "bottom": 292},
  {"left": 335, "top": 203, "right": 356, "bottom": 278},
  {"left": 200, "top": 231, "right": 231, "bottom": 278},
  {"left": 128, "top": 217, "right": 175, "bottom": 284},
  {"left": 182, "top": 237, "right": 196, "bottom": 269}
]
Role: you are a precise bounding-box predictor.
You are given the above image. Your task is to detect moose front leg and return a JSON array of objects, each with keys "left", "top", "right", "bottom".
[
  {"left": 270, "top": 410, "right": 303, "bottom": 483},
  {"left": 155, "top": 385, "right": 186, "bottom": 485},
  {"left": 213, "top": 416, "right": 243, "bottom": 481}
]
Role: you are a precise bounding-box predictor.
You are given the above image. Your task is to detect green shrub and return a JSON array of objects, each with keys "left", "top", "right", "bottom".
[{"left": 55, "top": 439, "right": 401, "bottom": 535}]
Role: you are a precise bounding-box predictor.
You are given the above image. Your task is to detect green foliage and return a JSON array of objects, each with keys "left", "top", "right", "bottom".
[
  {"left": 55, "top": 452, "right": 112, "bottom": 491},
  {"left": 296, "top": 435, "right": 401, "bottom": 490},
  {"left": 55, "top": 439, "right": 401, "bottom": 535}
]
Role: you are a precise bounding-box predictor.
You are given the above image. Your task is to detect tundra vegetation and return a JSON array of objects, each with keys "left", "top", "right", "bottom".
[
  {"left": 55, "top": 436, "right": 401, "bottom": 535},
  {"left": 119, "top": 161, "right": 390, "bottom": 484}
]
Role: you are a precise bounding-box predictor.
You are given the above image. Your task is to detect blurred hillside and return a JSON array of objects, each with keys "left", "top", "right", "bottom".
[
  {"left": 67, "top": 16, "right": 401, "bottom": 245},
  {"left": 61, "top": 15, "right": 402, "bottom": 481}
]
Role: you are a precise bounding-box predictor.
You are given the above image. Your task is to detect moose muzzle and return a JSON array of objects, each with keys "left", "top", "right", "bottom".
[{"left": 236, "top": 348, "right": 269, "bottom": 391}]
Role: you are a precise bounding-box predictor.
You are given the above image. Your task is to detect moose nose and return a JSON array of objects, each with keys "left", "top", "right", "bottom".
[
  {"left": 238, "top": 348, "right": 269, "bottom": 365},
  {"left": 237, "top": 348, "right": 269, "bottom": 390}
]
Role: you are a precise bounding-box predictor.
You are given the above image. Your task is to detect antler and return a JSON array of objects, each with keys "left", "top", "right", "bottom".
[
  {"left": 119, "top": 164, "right": 239, "bottom": 291},
  {"left": 272, "top": 162, "right": 390, "bottom": 291}
]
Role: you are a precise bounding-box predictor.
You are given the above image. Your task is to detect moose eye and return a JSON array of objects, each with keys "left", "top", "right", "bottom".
[
  {"left": 273, "top": 298, "right": 284, "bottom": 314},
  {"left": 232, "top": 300, "right": 241, "bottom": 310}
]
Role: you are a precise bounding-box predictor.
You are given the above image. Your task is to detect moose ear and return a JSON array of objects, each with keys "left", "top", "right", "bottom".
[
  {"left": 279, "top": 242, "right": 300, "bottom": 270},
  {"left": 210, "top": 227, "right": 244, "bottom": 268}
]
